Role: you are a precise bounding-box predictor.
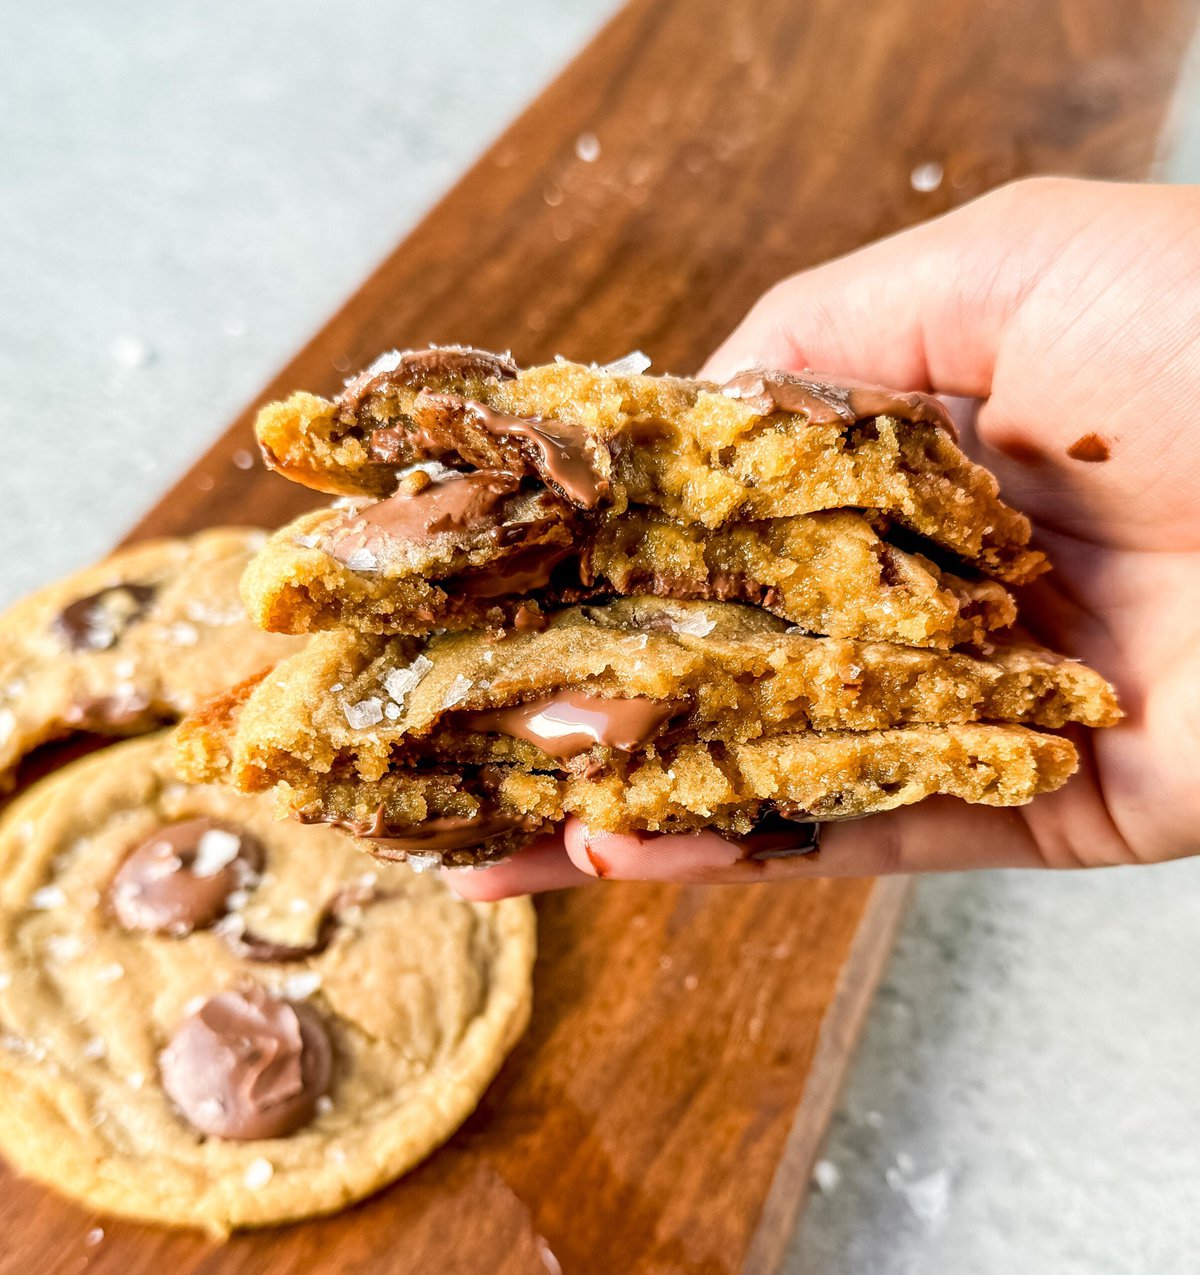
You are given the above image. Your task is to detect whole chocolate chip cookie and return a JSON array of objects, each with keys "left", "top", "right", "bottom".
[{"left": 0, "top": 733, "right": 534, "bottom": 1233}]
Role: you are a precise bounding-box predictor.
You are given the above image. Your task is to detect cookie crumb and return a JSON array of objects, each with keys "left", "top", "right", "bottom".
[{"left": 1066, "top": 432, "right": 1111, "bottom": 462}]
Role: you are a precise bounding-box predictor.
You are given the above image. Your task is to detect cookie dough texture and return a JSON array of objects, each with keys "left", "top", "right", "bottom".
[
  {"left": 257, "top": 353, "right": 1041, "bottom": 577},
  {"left": 176, "top": 599, "right": 1107, "bottom": 864},
  {"left": 242, "top": 350, "right": 1046, "bottom": 645},
  {"left": 0, "top": 734, "right": 535, "bottom": 1233},
  {"left": 0, "top": 528, "right": 304, "bottom": 790},
  {"left": 245, "top": 500, "right": 1017, "bottom": 648}
]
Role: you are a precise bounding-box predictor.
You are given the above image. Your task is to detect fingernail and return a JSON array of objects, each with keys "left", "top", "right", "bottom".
[{"left": 744, "top": 823, "right": 822, "bottom": 861}]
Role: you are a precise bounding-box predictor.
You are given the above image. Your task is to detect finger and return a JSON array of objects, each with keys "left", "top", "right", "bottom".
[
  {"left": 441, "top": 831, "right": 590, "bottom": 900},
  {"left": 699, "top": 183, "right": 1032, "bottom": 392},
  {"left": 565, "top": 799, "right": 1045, "bottom": 884},
  {"left": 698, "top": 176, "right": 1150, "bottom": 395}
]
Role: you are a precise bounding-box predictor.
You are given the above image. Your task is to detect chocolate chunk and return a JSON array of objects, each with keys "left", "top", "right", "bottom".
[
  {"left": 742, "top": 817, "right": 822, "bottom": 860},
  {"left": 456, "top": 543, "right": 578, "bottom": 598},
  {"left": 160, "top": 986, "right": 332, "bottom": 1140},
  {"left": 108, "top": 819, "right": 264, "bottom": 936},
  {"left": 460, "top": 693, "right": 677, "bottom": 760},
  {"left": 339, "top": 346, "right": 518, "bottom": 414},
  {"left": 417, "top": 393, "right": 611, "bottom": 510},
  {"left": 54, "top": 583, "right": 157, "bottom": 652},
  {"left": 325, "top": 471, "right": 523, "bottom": 566},
  {"left": 229, "top": 883, "right": 377, "bottom": 963},
  {"left": 305, "top": 805, "right": 541, "bottom": 859},
  {"left": 721, "top": 370, "right": 955, "bottom": 435}
]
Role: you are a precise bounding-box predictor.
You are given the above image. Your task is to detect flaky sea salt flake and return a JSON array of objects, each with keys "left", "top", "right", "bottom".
[
  {"left": 344, "top": 548, "right": 379, "bottom": 573},
  {"left": 193, "top": 829, "right": 242, "bottom": 877},
  {"left": 902, "top": 1168, "right": 951, "bottom": 1226},
  {"left": 600, "top": 351, "right": 651, "bottom": 376},
  {"left": 30, "top": 885, "right": 67, "bottom": 910},
  {"left": 343, "top": 697, "right": 384, "bottom": 729},
  {"left": 575, "top": 132, "right": 601, "bottom": 162},
  {"left": 910, "top": 161, "right": 944, "bottom": 192},
  {"left": 281, "top": 971, "right": 321, "bottom": 1000},
  {"left": 440, "top": 674, "right": 472, "bottom": 709},
  {"left": 671, "top": 612, "right": 716, "bottom": 637},
  {"left": 384, "top": 655, "right": 433, "bottom": 706},
  {"left": 244, "top": 1157, "right": 274, "bottom": 1188}
]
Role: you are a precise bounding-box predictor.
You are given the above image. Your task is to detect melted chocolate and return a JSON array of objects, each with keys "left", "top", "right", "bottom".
[
  {"left": 511, "top": 603, "right": 548, "bottom": 632},
  {"left": 325, "top": 471, "right": 522, "bottom": 566},
  {"left": 55, "top": 583, "right": 157, "bottom": 652},
  {"left": 339, "top": 346, "right": 517, "bottom": 414},
  {"left": 721, "top": 370, "right": 955, "bottom": 434},
  {"left": 420, "top": 394, "right": 610, "bottom": 509},
  {"left": 107, "top": 819, "right": 264, "bottom": 935},
  {"left": 456, "top": 543, "right": 578, "bottom": 598},
  {"left": 742, "top": 821, "right": 822, "bottom": 860},
  {"left": 460, "top": 692, "right": 676, "bottom": 760},
  {"left": 305, "top": 805, "right": 540, "bottom": 858},
  {"left": 159, "top": 986, "right": 332, "bottom": 1140},
  {"left": 229, "top": 883, "right": 377, "bottom": 963}
]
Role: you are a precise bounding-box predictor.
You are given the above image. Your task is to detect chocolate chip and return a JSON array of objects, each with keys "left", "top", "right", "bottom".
[
  {"left": 54, "top": 584, "right": 157, "bottom": 652},
  {"left": 160, "top": 986, "right": 332, "bottom": 1140},
  {"left": 107, "top": 819, "right": 264, "bottom": 936}
]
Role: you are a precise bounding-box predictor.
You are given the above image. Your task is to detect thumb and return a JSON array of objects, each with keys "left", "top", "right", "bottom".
[{"left": 700, "top": 177, "right": 1082, "bottom": 394}]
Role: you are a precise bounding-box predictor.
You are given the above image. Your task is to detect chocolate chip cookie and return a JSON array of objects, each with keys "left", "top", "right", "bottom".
[
  {"left": 0, "top": 528, "right": 304, "bottom": 790},
  {"left": 242, "top": 348, "right": 1044, "bottom": 642},
  {"left": 0, "top": 733, "right": 535, "bottom": 1233},
  {"left": 176, "top": 598, "right": 1109, "bottom": 865},
  {"left": 244, "top": 497, "right": 1017, "bottom": 648}
]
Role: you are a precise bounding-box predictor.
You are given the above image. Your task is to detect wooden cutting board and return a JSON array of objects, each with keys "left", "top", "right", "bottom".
[{"left": 3, "top": 0, "right": 1195, "bottom": 1271}]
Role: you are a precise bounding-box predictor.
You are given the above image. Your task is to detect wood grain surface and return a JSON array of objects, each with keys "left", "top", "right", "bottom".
[{"left": 4, "top": 0, "right": 1197, "bottom": 1271}]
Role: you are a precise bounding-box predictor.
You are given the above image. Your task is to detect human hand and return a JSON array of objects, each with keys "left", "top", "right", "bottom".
[{"left": 448, "top": 177, "right": 1200, "bottom": 900}]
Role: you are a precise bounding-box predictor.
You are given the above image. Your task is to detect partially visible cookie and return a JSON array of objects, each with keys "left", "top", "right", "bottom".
[
  {"left": 243, "top": 497, "right": 1017, "bottom": 648},
  {"left": 177, "top": 597, "right": 1117, "bottom": 797},
  {"left": 0, "top": 528, "right": 304, "bottom": 790},
  {"left": 174, "top": 598, "right": 1095, "bottom": 866},
  {"left": 255, "top": 349, "right": 1044, "bottom": 579},
  {"left": 275, "top": 722, "right": 1078, "bottom": 866},
  {"left": 0, "top": 734, "right": 535, "bottom": 1233}
]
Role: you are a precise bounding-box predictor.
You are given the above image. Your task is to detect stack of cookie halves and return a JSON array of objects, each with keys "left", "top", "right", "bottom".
[{"left": 177, "top": 348, "right": 1120, "bottom": 866}]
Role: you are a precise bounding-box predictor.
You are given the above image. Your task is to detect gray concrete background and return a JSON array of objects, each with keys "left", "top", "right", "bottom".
[{"left": 4, "top": 4, "right": 1200, "bottom": 1272}]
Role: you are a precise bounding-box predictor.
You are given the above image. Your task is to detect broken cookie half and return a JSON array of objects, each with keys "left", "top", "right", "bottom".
[
  {"left": 244, "top": 347, "right": 1046, "bottom": 647},
  {"left": 176, "top": 599, "right": 1117, "bottom": 867}
]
